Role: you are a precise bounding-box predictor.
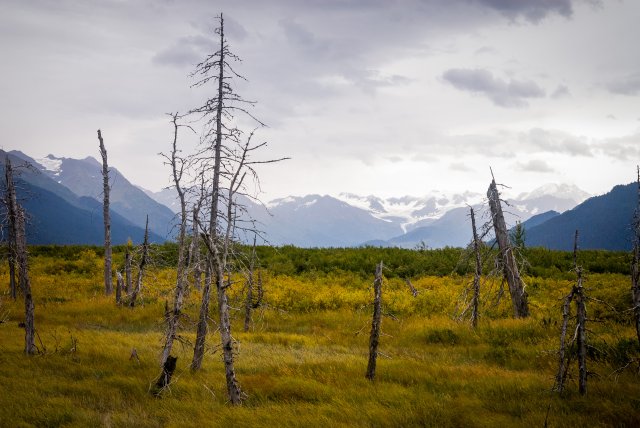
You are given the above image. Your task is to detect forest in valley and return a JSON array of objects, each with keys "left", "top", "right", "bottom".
[{"left": 3, "top": 10, "right": 640, "bottom": 428}]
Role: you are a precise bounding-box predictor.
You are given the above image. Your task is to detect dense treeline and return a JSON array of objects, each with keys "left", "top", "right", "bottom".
[{"left": 26, "top": 244, "right": 632, "bottom": 280}]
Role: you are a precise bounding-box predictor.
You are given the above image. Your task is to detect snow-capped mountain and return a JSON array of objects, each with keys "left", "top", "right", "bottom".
[{"left": 144, "top": 182, "right": 589, "bottom": 248}]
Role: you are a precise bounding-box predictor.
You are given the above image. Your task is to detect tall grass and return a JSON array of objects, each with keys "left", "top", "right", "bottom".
[{"left": 0, "top": 252, "right": 638, "bottom": 427}]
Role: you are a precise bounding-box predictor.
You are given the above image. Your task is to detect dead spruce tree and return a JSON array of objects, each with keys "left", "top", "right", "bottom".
[
  {"left": 555, "top": 230, "right": 588, "bottom": 395},
  {"left": 366, "top": 261, "right": 384, "bottom": 380},
  {"left": 487, "top": 170, "right": 529, "bottom": 318},
  {"left": 631, "top": 166, "right": 640, "bottom": 347},
  {"left": 4, "top": 156, "right": 36, "bottom": 354},
  {"left": 469, "top": 207, "right": 482, "bottom": 327},
  {"left": 157, "top": 113, "right": 190, "bottom": 390},
  {"left": 97, "top": 130, "right": 113, "bottom": 296},
  {"left": 129, "top": 216, "right": 149, "bottom": 307},
  {"left": 3, "top": 158, "right": 18, "bottom": 300}
]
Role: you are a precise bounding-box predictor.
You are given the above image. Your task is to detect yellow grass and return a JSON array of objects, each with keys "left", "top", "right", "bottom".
[{"left": 0, "top": 252, "right": 639, "bottom": 427}]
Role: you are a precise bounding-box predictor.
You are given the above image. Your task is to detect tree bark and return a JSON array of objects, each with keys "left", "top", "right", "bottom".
[
  {"left": 129, "top": 216, "right": 149, "bottom": 307},
  {"left": 125, "top": 245, "right": 132, "bottom": 295},
  {"left": 160, "top": 113, "right": 189, "bottom": 368},
  {"left": 116, "top": 271, "right": 123, "bottom": 304},
  {"left": 4, "top": 155, "right": 17, "bottom": 300},
  {"left": 4, "top": 158, "right": 36, "bottom": 354},
  {"left": 366, "top": 261, "right": 383, "bottom": 381},
  {"left": 631, "top": 166, "right": 640, "bottom": 347},
  {"left": 487, "top": 175, "right": 529, "bottom": 318},
  {"left": 98, "top": 130, "right": 113, "bottom": 295},
  {"left": 470, "top": 207, "right": 482, "bottom": 328},
  {"left": 190, "top": 205, "right": 202, "bottom": 290}
]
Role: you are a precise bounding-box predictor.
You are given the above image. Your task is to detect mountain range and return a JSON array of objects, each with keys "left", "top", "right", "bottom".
[{"left": 3, "top": 150, "right": 636, "bottom": 250}]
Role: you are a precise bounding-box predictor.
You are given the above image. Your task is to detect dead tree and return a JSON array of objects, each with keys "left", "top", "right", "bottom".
[
  {"left": 189, "top": 195, "right": 204, "bottom": 291},
  {"left": 470, "top": 207, "right": 482, "bottom": 328},
  {"left": 631, "top": 166, "right": 640, "bottom": 347},
  {"left": 555, "top": 230, "right": 587, "bottom": 395},
  {"left": 129, "top": 216, "right": 149, "bottom": 307},
  {"left": 404, "top": 278, "right": 418, "bottom": 298},
  {"left": 116, "top": 271, "right": 123, "bottom": 304},
  {"left": 159, "top": 113, "right": 190, "bottom": 372},
  {"left": 243, "top": 235, "right": 258, "bottom": 332},
  {"left": 4, "top": 156, "right": 17, "bottom": 300},
  {"left": 4, "top": 157, "right": 36, "bottom": 354},
  {"left": 487, "top": 171, "right": 529, "bottom": 318},
  {"left": 366, "top": 261, "right": 383, "bottom": 380},
  {"left": 98, "top": 129, "right": 113, "bottom": 296}
]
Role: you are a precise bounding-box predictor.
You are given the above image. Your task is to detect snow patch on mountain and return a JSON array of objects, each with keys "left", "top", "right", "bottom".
[{"left": 36, "top": 155, "right": 62, "bottom": 175}]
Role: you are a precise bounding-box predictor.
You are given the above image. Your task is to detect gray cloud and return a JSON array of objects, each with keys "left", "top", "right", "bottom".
[
  {"left": 551, "top": 84, "right": 570, "bottom": 99},
  {"left": 471, "top": 0, "right": 573, "bottom": 23},
  {"left": 606, "top": 73, "right": 640, "bottom": 96},
  {"left": 442, "top": 68, "right": 545, "bottom": 107},
  {"left": 520, "top": 128, "right": 592, "bottom": 156},
  {"left": 518, "top": 159, "right": 554, "bottom": 173},
  {"left": 597, "top": 133, "right": 640, "bottom": 160}
]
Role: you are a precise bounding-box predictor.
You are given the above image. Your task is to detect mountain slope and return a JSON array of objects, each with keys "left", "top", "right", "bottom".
[
  {"left": 526, "top": 183, "right": 637, "bottom": 250},
  {"left": 1, "top": 151, "right": 163, "bottom": 244},
  {"left": 26, "top": 153, "right": 176, "bottom": 240}
]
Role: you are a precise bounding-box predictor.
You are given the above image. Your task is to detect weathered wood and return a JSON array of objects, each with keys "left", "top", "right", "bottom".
[
  {"left": 4, "top": 155, "right": 17, "bottom": 300},
  {"left": 160, "top": 113, "right": 189, "bottom": 369},
  {"left": 190, "top": 205, "right": 202, "bottom": 290},
  {"left": 5, "top": 157, "right": 36, "bottom": 354},
  {"left": 487, "top": 173, "right": 529, "bottom": 318},
  {"left": 555, "top": 287, "right": 574, "bottom": 393},
  {"left": 154, "top": 356, "right": 178, "bottom": 394},
  {"left": 116, "top": 271, "right": 123, "bottom": 304},
  {"left": 97, "top": 130, "right": 113, "bottom": 295},
  {"left": 191, "top": 261, "right": 212, "bottom": 371},
  {"left": 129, "top": 216, "right": 149, "bottom": 307},
  {"left": 366, "top": 261, "right": 383, "bottom": 381},
  {"left": 470, "top": 207, "right": 482, "bottom": 328},
  {"left": 631, "top": 166, "right": 640, "bottom": 347},
  {"left": 405, "top": 278, "right": 418, "bottom": 298}
]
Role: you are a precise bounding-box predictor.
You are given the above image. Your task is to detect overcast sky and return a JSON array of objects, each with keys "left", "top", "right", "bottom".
[{"left": 2, "top": 0, "right": 639, "bottom": 200}]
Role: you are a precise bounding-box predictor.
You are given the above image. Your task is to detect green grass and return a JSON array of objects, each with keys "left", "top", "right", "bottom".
[{"left": 0, "top": 252, "right": 639, "bottom": 427}]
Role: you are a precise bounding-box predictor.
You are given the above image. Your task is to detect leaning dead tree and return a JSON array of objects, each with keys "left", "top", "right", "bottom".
[
  {"left": 157, "top": 113, "right": 190, "bottom": 391},
  {"left": 487, "top": 170, "right": 529, "bottom": 318},
  {"left": 98, "top": 130, "right": 113, "bottom": 296},
  {"left": 366, "top": 261, "right": 384, "bottom": 381},
  {"left": 4, "top": 156, "right": 36, "bottom": 354},
  {"left": 555, "top": 230, "right": 588, "bottom": 395},
  {"left": 631, "top": 166, "right": 640, "bottom": 347},
  {"left": 129, "top": 216, "right": 149, "bottom": 307}
]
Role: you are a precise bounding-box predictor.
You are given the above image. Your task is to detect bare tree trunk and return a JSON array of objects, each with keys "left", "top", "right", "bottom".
[
  {"left": 405, "top": 278, "right": 418, "bottom": 298},
  {"left": 555, "top": 289, "right": 574, "bottom": 393},
  {"left": 631, "top": 166, "right": 640, "bottom": 347},
  {"left": 470, "top": 207, "right": 482, "bottom": 328},
  {"left": 366, "top": 261, "right": 383, "bottom": 381},
  {"left": 191, "top": 260, "right": 212, "bottom": 371},
  {"left": 576, "top": 281, "right": 587, "bottom": 395},
  {"left": 98, "top": 129, "right": 113, "bottom": 295},
  {"left": 16, "top": 207, "right": 36, "bottom": 355},
  {"left": 4, "top": 158, "right": 36, "bottom": 354},
  {"left": 244, "top": 235, "right": 257, "bottom": 332},
  {"left": 190, "top": 205, "right": 202, "bottom": 290},
  {"left": 116, "top": 271, "right": 123, "bottom": 304},
  {"left": 487, "top": 173, "right": 529, "bottom": 318},
  {"left": 8, "top": 248, "right": 16, "bottom": 299},
  {"left": 129, "top": 216, "right": 149, "bottom": 307},
  {"left": 160, "top": 113, "right": 189, "bottom": 369}
]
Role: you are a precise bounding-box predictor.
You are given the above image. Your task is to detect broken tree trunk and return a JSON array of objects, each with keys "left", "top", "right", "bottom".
[
  {"left": 366, "top": 261, "right": 383, "bottom": 381},
  {"left": 487, "top": 173, "right": 529, "bottom": 318},
  {"left": 555, "top": 285, "right": 574, "bottom": 393},
  {"left": 116, "top": 271, "right": 123, "bottom": 304},
  {"left": 405, "top": 278, "right": 418, "bottom": 298},
  {"left": 191, "top": 260, "right": 212, "bottom": 371},
  {"left": 5, "top": 158, "right": 36, "bottom": 354},
  {"left": 153, "top": 355, "right": 177, "bottom": 395},
  {"left": 470, "top": 207, "right": 482, "bottom": 328},
  {"left": 98, "top": 129, "right": 113, "bottom": 296},
  {"left": 573, "top": 230, "right": 587, "bottom": 395},
  {"left": 4, "top": 155, "right": 17, "bottom": 300},
  {"left": 129, "top": 216, "right": 149, "bottom": 307}
]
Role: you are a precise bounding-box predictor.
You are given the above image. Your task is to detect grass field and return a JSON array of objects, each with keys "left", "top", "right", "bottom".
[{"left": 1, "top": 249, "right": 639, "bottom": 427}]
